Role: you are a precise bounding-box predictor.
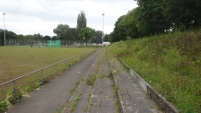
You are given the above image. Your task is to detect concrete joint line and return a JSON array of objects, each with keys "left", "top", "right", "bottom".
[
  {"left": 108, "top": 60, "right": 124, "bottom": 113},
  {"left": 87, "top": 68, "right": 100, "bottom": 113},
  {"left": 61, "top": 80, "right": 82, "bottom": 113}
]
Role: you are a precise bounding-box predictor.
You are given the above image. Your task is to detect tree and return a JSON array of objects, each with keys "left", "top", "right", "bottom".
[
  {"left": 43, "top": 35, "right": 51, "bottom": 40},
  {"left": 136, "top": 0, "right": 169, "bottom": 36},
  {"left": 68, "top": 28, "right": 77, "bottom": 40},
  {"left": 53, "top": 24, "right": 70, "bottom": 40},
  {"left": 52, "top": 36, "right": 58, "bottom": 40},
  {"left": 92, "top": 30, "right": 103, "bottom": 44},
  {"left": 164, "top": 0, "right": 201, "bottom": 30},
  {"left": 79, "top": 27, "right": 95, "bottom": 45},
  {"left": 0, "top": 29, "right": 4, "bottom": 46},
  {"left": 104, "top": 34, "right": 110, "bottom": 42},
  {"left": 124, "top": 8, "right": 141, "bottom": 38},
  {"left": 134, "top": 0, "right": 201, "bottom": 32},
  {"left": 77, "top": 11, "right": 87, "bottom": 40}
]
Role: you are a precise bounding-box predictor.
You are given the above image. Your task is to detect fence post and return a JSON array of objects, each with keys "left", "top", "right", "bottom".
[
  {"left": 56, "top": 63, "right": 58, "bottom": 74},
  {"left": 13, "top": 80, "right": 16, "bottom": 98},
  {"left": 65, "top": 60, "right": 68, "bottom": 68},
  {"left": 40, "top": 68, "right": 43, "bottom": 82}
]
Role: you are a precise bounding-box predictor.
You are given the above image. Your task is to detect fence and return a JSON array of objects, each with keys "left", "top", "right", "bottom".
[
  {"left": 0, "top": 50, "right": 94, "bottom": 101},
  {"left": 6, "top": 39, "right": 84, "bottom": 47}
]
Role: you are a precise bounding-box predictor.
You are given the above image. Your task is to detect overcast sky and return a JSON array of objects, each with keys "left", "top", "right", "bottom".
[{"left": 0, "top": 0, "right": 137, "bottom": 36}]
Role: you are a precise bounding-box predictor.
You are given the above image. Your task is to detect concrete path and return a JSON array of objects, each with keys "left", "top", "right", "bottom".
[
  {"left": 87, "top": 50, "right": 116, "bottom": 113},
  {"left": 7, "top": 48, "right": 162, "bottom": 113},
  {"left": 61, "top": 49, "right": 99, "bottom": 113},
  {"left": 7, "top": 49, "right": 100, "bottom": 113},
  {"left": 109, "top": 58, "right": 162, "bottom": 113},
  {"left": 61, "top": 49, "right": 116, "bottom": 113}
]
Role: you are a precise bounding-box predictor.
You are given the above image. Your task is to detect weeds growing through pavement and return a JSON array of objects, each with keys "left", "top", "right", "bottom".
[{"left": 86, "top": 74, "right": 96, "bottom": 86}]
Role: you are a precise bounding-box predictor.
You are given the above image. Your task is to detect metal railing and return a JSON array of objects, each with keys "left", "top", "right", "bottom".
[{"left": 0, "top": 50, "right": 94, "bottom": 100}]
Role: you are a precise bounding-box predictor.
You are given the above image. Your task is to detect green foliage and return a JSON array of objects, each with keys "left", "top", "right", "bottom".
[
  {"left": 79, "top": 27, "right": 95, "bottom": 44},
  {"left": 70, "top": 94, "right": 81, "bottom": 112},
  {"left": 92, "top": 30, "right": 103, "bottom": 44},
  {"left": 87, "top": 74, "right": 96, "bottom": 86},
  {"left": 6, "top": 88, "right": 22, "bottom": 105},
  {"left": 108, "top": 30, "right": 201, "bottom": 113},
  {"left": 77, "top": 11, "right": 87, "bottom": 40},
  {"left": 0, "top": 29, "right": 3, "bottom": 46},
  {"left": 164, "top": 0, "right": 201, "bottom": 30},
  {"left": 137, "top": 0, "right": 169, "bottom": 36},
  {"left": 0, "top": 29, "right": 18, "bottom": 46},
  {"left": 110, "top": 0, "right": 201, "bottom": 42},
  {"left": 74, "top": 95, "right": 80, "bottom": 101},
  {"left": 0, "top": 101, "right": 8, "bottom": 112},
  {"left": 53, "top": 24, "right": 70, "bottom": 40},
  {"left": 111, "top": 15, "right": 127, "bottom": 42},
  {"left": 53, "top": 25, "right": 77, "bottom": 40},
  {"left": 25, "top": 79, "right": 47, "bottom": 93}
]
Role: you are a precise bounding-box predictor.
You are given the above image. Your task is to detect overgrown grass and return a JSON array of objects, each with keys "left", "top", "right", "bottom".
[
  {"left": 0, "top": 47, "right": 95, "bottom": 101},
  {"left": 0, "top": 101, "right": 8, "bottom": 112},
  {"left": 107, "top": 30, "right": 201, "bottom": 113},
  {"left": 69, "top": 94, "right": 81, "bottom": 112},
  {"left": 0, "top": 47, "right": 95, "bottom": 82},
  {"left": 86, "top": 74, "right": 97, "bottom": 86}
]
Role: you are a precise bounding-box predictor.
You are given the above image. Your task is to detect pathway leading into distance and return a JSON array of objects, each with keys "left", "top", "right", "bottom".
[
  {"left": 7, "top": 49, "right": 100, "bottom": 113},
  {"left": 7, "top": 48, "right": 162, "bottom": 113}
]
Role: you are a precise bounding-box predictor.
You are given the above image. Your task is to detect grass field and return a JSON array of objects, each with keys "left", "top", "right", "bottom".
[
  {"left": 107, "top": 30, "right": 201, "bottom": 113},
  {"left": 0, "top": 46, "right": 96, "bottom": 101},
  {"left": 0, "top": 47, "right": 95, "bottom": 82}
]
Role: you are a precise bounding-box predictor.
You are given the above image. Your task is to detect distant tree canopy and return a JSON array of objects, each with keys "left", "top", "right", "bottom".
[
  {"left": 0, "top": 29, "right": 19, "bottom": 46},
  {"left": 110, "top": 0, "right": 201, "bottom": 42},
  {"left": 77, "top": 11, "right": 87, "bottom": 40},
  {"left": 79, "top": 27, "right": 95, "bottom": 45},
  {"left": 0, "top": 29, "right": 49, "bottom": 46},
  {"left": 0, "top": 11, "right": 103, "bottom": 46},
  {"left": 53, "top": 24, "right": 70, "bottom": 40},
  {"left": 93, "top": 30, "right": 103, "bottom": 43}
]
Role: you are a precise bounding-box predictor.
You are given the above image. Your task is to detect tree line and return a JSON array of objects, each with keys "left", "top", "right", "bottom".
[
  {"left": 110, "top": 0, "right": 201, "bottom": 42},
  {"left": 53, "top": 11, "right": 104, "bottom": 45},
  {"left": 0, "top": 11, "right": 104, "bottom": 46}
]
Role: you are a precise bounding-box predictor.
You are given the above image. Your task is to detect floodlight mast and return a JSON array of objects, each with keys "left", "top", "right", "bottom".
[
  {"left": 3, "top": 13, "right": 6, "bottom": 46},
  {"left": 102, "top": 13, "right": 104, "bottom": 44}
]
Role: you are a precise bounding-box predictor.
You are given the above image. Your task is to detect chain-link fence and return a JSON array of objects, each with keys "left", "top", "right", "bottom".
[{"left": 6, "top": 39, "right": 85, "bottom": 47}]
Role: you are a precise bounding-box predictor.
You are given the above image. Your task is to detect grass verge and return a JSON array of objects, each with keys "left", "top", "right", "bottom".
[{"left": 107, "top": 30, "right": 201, "bottom": 113}]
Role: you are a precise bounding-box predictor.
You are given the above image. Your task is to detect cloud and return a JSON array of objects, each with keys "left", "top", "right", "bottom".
[{"left": 0, "top": 0, "right": 137, "bottom": 36}]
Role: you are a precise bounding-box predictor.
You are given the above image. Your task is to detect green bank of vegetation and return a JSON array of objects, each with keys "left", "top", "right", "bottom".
[
  {"left": 107, "top": 1, "right": 201, "bottom": 112},
  {"left": 107, "top": 30, "right": 201, "bottom": 113}
]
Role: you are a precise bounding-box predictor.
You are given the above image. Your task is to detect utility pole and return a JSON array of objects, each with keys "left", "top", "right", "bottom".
[
  {"left": 102, "top": 13, "right": 104, "bottom": 44},
  {"left": 3, "top": 13, "right": 6, "bottom": 46}
]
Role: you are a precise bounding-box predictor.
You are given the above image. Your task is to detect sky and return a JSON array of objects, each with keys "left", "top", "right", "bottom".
[{"left": 0, "top": 0, "right": 137, "bottom": 36}]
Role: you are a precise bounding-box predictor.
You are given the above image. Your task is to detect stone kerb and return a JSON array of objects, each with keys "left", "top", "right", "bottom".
[{"left": 119, "top": 59, "right": 179, "bottom": 113}]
